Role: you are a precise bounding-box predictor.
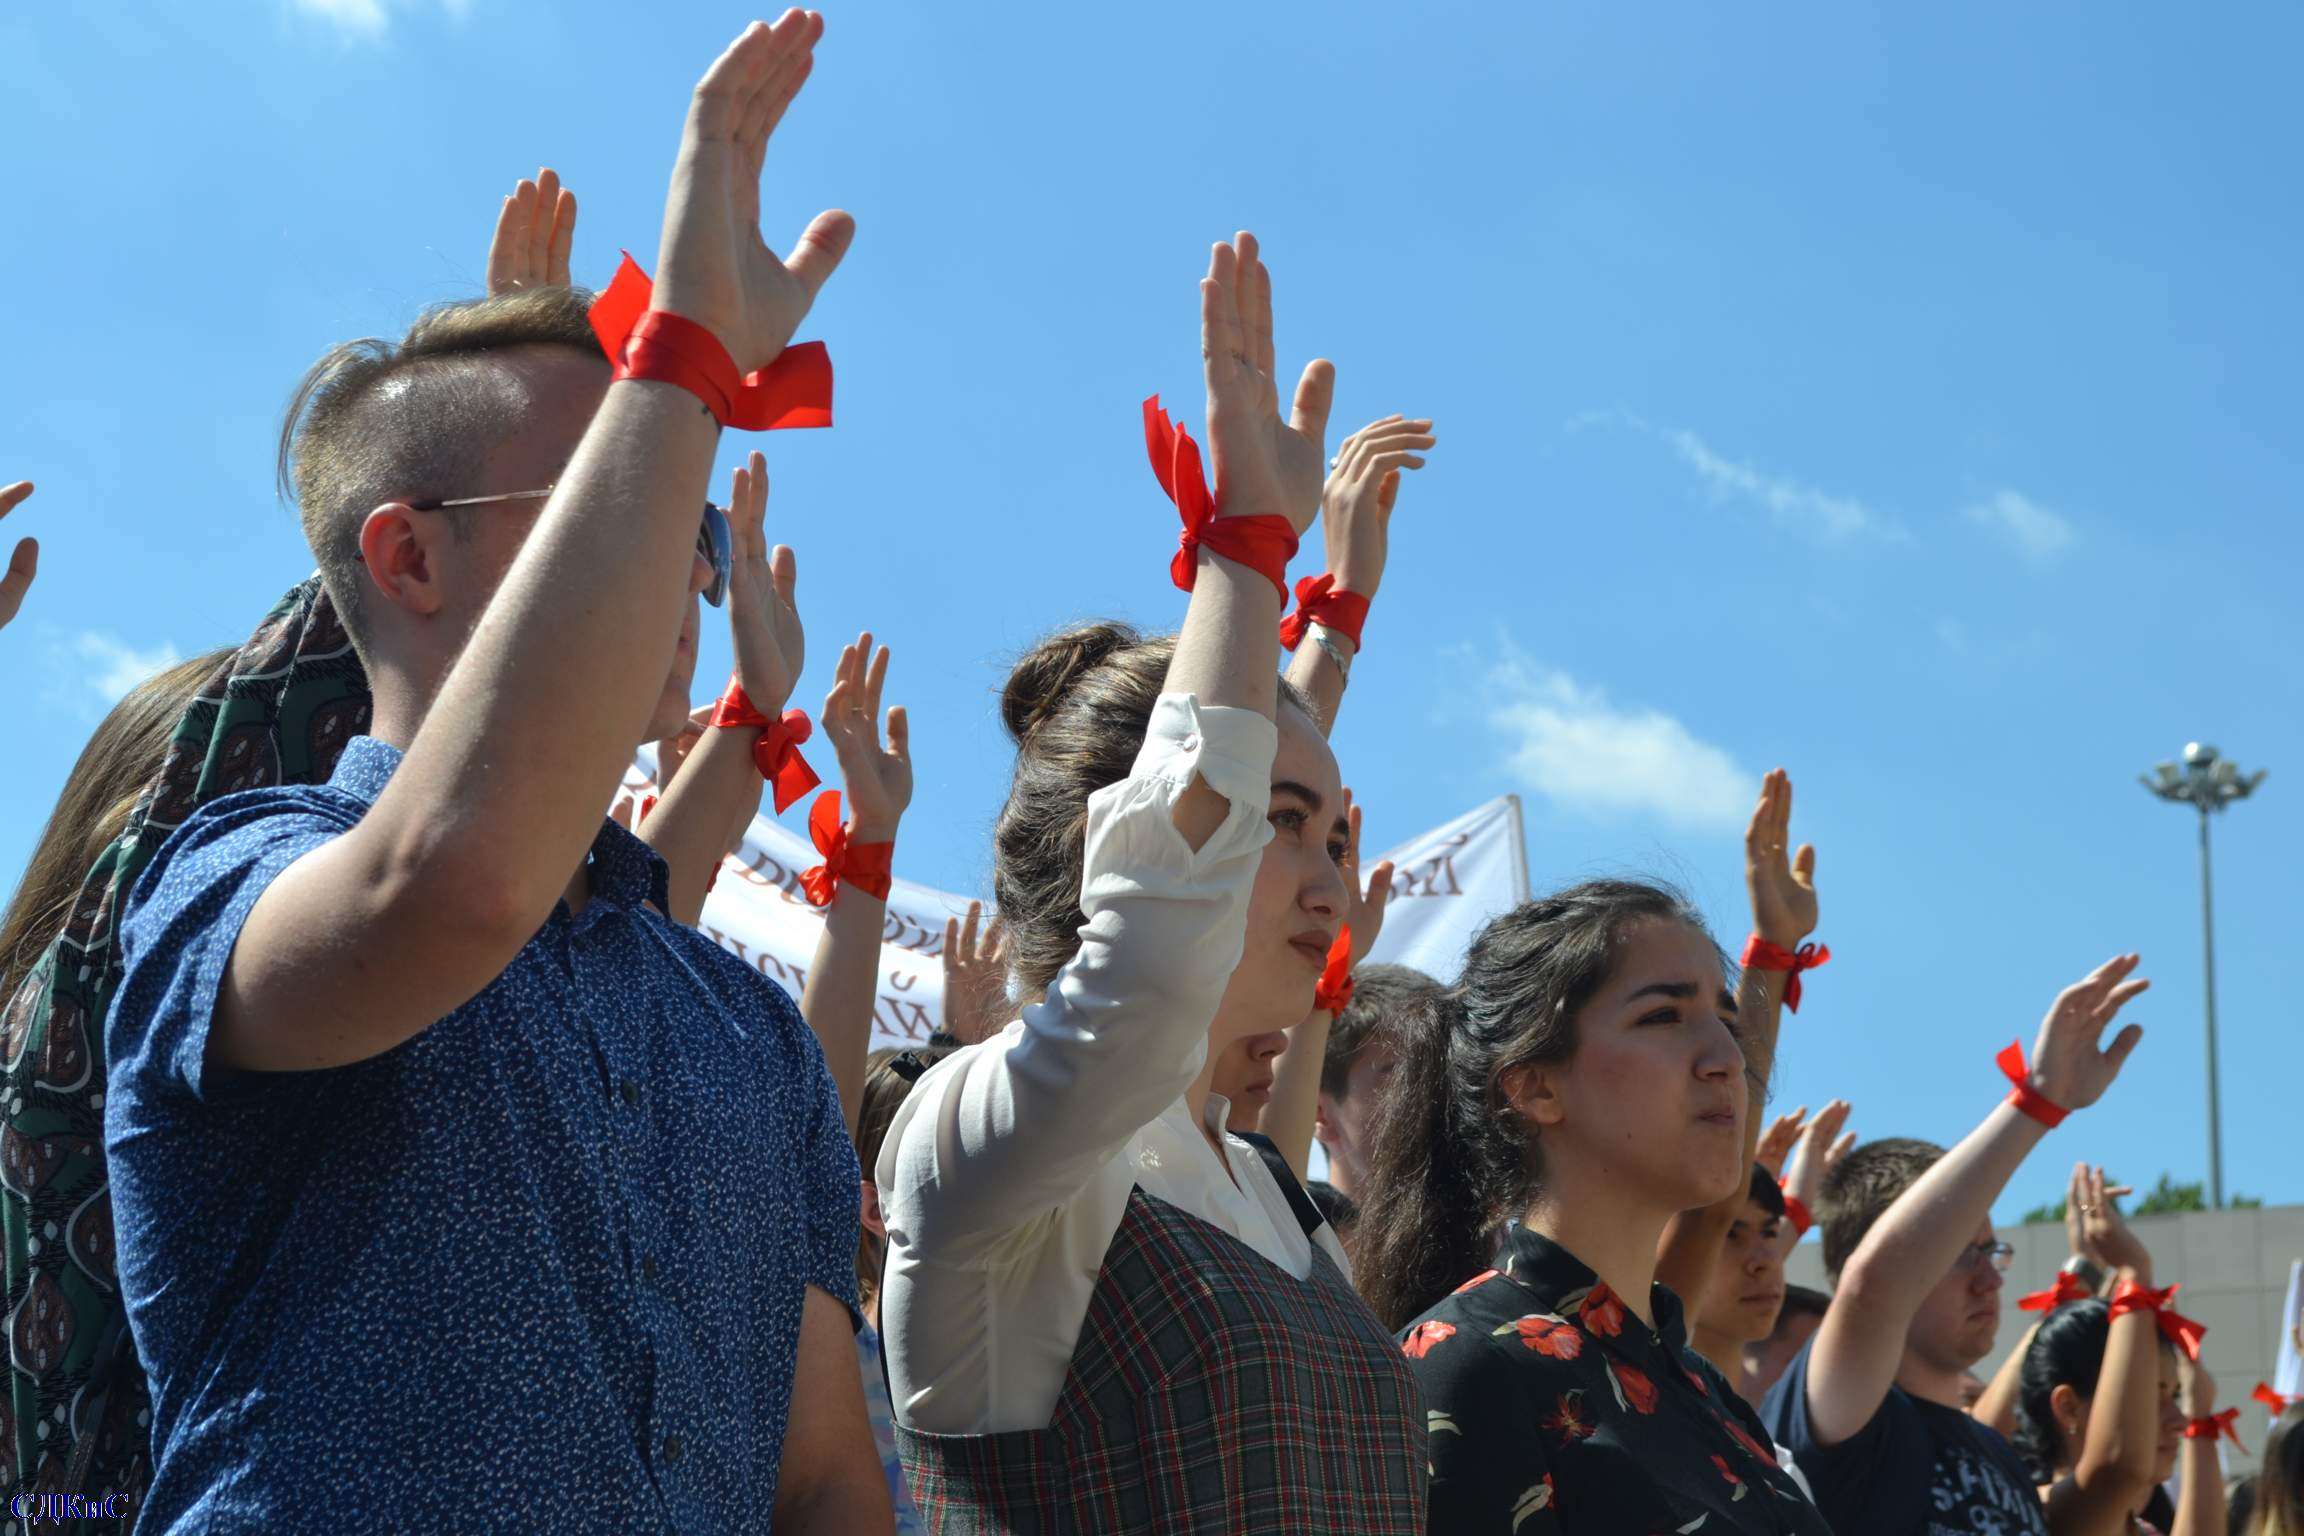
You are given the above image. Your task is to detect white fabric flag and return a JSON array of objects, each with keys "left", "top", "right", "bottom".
[
  {"left": 623, "top": 750, "right": 1530, "bottom": 1051},
  {"left": 2278, "top": 1258, "right": 2303, "bottom": 1397}
]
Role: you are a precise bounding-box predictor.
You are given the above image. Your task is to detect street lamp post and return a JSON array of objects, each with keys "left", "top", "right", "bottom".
[{"left": 2139, "top": 743, "right": 2267, "bottom": 1210}]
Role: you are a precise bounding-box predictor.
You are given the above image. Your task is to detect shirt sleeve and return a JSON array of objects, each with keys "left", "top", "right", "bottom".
[
  {"left": 1414, "top": 1330, "right": 1561, "bottom": 1536},
  {"left": 879, "top": 693, "right": 1276, "bottom": 1265},
  {"left": 796, "top": 1016, "right": 864, "bottom": 1315},
  {"left": 109, "top": 793, "right": 354, "bottom": 1105},
  {"left": 1761, "top": 1335, "right": 1916, "bottom": 1522}
]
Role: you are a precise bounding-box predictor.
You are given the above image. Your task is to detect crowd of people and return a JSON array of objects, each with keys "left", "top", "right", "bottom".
[{"left": 0, "top": 13, "right": 2295, "bottom": 1534}]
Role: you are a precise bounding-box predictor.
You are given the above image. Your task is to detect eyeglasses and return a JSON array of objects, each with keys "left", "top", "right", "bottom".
[
  {"left": 1953, "top": 1240, "right": 2015, "bottom": 1276},
  {"left": 406, "top": 487, "right": 732, "bottom": 608}
]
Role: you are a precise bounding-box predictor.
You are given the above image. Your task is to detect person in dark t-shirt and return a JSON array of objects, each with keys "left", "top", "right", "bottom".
[{"left": 1762, "top": 953, "right": 2152, "bottom": 1536}]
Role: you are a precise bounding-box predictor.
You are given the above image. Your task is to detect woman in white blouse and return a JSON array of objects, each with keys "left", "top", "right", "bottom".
[{"left": 875, "top": 233, "right": 1429, "bottom": 1534}]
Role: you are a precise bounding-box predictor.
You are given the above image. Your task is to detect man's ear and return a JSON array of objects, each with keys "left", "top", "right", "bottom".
[
  {"left": 1313, "top": 1092, "right": 1340, "bottom": 1149},
  {"left": 357, "top": 503, "right": 449, "bottom": 618},
  {"left": 1499, "top": 1061, "right": 1567, "bottom": 1131}
]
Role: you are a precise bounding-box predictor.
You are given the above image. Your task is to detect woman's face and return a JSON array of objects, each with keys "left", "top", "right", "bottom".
[
  {"left": 1508, "top": 917, "right": 1748, "bottom": 1215},
  {"left": 1210, "top": 704, "right": 1352, "bottom": 1043},
  {"left": 1211, "top": 1028, "right": 1289, "bottom": 1134}
]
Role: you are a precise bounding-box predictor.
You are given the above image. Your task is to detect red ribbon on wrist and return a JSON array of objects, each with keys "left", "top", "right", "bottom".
[
  {"left": 1778, "top": 1184, "right": 1814, "bottom": 1239},
  {"left": 1739, "top": 936, "right": 1830, "bottom": 1012},
  {"left": 1995, "top": 1041, "right": 2071, "bottom": 1129},
  {"left": 2186, "top": 1409, "right": 2244, "bottom": 1448},
  {"left": 591, "top": 252, "right": 834, "bottom": 430},
  {"left": 1278, "top": 574, "right": 1370, "bottom": 652},
  {"left": 2254, "top": 1382, "right": 2297, "bottom": 1417},
  {"left": 2017, "top": 1271, "right": 2094, "bottom": 1312},
  {"left": 709, "top": 680, "right": 820, "bottom": 814},
  {"left": 798, "top": 791, "right": 895, "bottom": 907},
  {"left": 1143, "top": 396, "right": 1298, "bottom": 601},
  {"left": 2108, "top": 1278, "right": 2208, "bottom": 1361},
  {"left": 1314, "top": 925, "right": 1356, "bottom": 1015}
]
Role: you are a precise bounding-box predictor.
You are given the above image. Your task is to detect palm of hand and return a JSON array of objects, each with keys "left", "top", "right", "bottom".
[
  {"left": 1210, "top": 382, "right": 1323, "bottom": 535},
  {"left": 837, "top": 729, "right": 912, "bottom": 831},
  {"left": 1754, "top": 866, "right": 1819, "bottom": 947},
  {"left": 731, "top": 555, "right": 801, "bottom": 706}
]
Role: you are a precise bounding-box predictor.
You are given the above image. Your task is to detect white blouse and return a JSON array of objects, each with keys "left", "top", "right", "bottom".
[{"left": 876, "top": 694, "right": 1348, "bottom": 1435}]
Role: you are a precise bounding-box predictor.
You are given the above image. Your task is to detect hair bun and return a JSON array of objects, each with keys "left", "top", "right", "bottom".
[{"left": 1000, "top": 622, "right": 1144, "bottom": 742}]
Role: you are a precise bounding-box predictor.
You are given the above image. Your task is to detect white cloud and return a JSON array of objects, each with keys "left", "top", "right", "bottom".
[
  {"left": 288, "top": 0, "right": 468, "bottom": 40},
  {"left": 74, "top": 632, "right": 184, "bottom": 707},
  {"left": 1487, "top": 648, "right": 1754, "bottom": 832},
  {"left": 1664, "top": 428, "right": 1904, "bottom": 544},
  {"left": 1965, "top": 489, "right": 2076, "bottom": 563}
]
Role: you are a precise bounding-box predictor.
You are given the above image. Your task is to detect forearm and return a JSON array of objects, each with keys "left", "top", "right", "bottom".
[
  {"left": 2072, "top": 1271, "right": 2161, "bottom": 1496},
  {"left": 2168, "top": 1437, "right": 2223, "bottom": 1536},
  {"left": 799, "top": 886, "right": 888, "bottom": 1134},
  {"left": 1165, "top": 550, "right": 1283, "bottom": 850},
  {"left": 1281, "top": 627, "right": 1350, "bottom": 737},
  {"left": 1842, "top": 1102, "right": 2042, "bottom": 1318},
  {"left": 380, "top": 382, "right": 719, "bottom": 918},
  {"left": 641, "top": 725, "right": 762, "bottom": 924},
  {"left": 1970, "top": 1318, "right": 2040, "bottom": 1433},
  {"left": 1260, "top": 1007, "right": 1331, "bottom": 1181}
]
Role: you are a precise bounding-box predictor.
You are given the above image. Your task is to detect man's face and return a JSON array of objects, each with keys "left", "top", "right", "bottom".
[
  {"left": 1705, "top": 1195, "right": 1788, "bottom": 1346},
  {"left": 1906, "top": 1218, "right": 2005, "bottom": 1373},
  {"left": 1315, "top": 1039, "right": 1398, "bottom": 1194}
]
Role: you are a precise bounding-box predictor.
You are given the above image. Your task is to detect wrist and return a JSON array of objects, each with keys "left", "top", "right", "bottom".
[{"left": 849, "top": 817, "right": 900, "bottom": 844}]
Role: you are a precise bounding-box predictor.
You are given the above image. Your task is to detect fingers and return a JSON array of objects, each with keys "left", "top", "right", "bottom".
[
  {"left": 1201, "top": 242, "right": 1242, "bottom": 388},
  {"left": 0, "top": 482, "right": 32, "bottom": 520},
  {"left": 740, "top": 8, "right": 821, "bottom": 145},
  {"left": 942, "top": 915, "right": 962, "bottom": 972},
  {"left": 1827, "top": 1131, "right": 1856, "bottom": 1164},
  {"left": 548, "top": 187, "right": 576, "bottom": 286},
  {"left": 2102, "top": 1021, "right": 2145, "bottom": 1077},
  {"left": 1289, "top": 359, "right": 1336, "bottom": 448},
  {"left": 769, "top": 544, "right": 797, "bottom": 608},
  {"left": 2099, "top": 975, "right": 2151, "bottom": 1023},
  {"left": 783, "top": 208, "right": 856, "bottom": 301},
  {"left": 0, "top": 537, "right": 36, "bottom": 627},
  {"left": 885, "top": 704, "right": 909, "bottom": 763},
  {"left": 486, "top": 186, "right": 525, "bottom": 293},
  {"left": 863, "top": 641, "right": 889, "bottom": 723},
  {"left": 1793, "top": 844, "right": 1818, "bottom": 888},
  {"left": 526, "top": 168, "right": 560, "bottom": 284},
  {"left": 960, "top": 899, "right": 982, "bottom": 963},
  {"left": 1237, "top": 232, "right": 1276, "bottom": 389}
]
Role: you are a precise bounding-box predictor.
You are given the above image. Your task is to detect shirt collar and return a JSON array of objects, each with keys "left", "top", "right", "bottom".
[
  {"left": 1492, "top": 1220, "right": 1690, "bottom": 1350},
  {"left": 326, "top": 736, "right": 671, "bottom": 913}
]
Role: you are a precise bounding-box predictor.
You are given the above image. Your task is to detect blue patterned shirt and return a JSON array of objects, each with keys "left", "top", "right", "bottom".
[{"left": 105, "top": 737, "right": 859, "bottom": 1533}]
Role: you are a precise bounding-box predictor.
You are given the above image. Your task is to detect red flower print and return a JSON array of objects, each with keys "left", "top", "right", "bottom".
[
  {"left": 1609, "top": 1360, "right": 1660, "bottom": 1414},
  {"left": 1541, "top": 1391, "right": 1597, "bottom": 1446},
  {"left": 1681, "top": 1364, "right": 1711, "bottom": 1396},
  {"left": 1453, "top": 1268, "right": 1499, "bottom": 1296},
  {"left": 1711, "top": 1453, "right": 1741, "bottom": 1486},
  {"left": 1496, "top": 1313, "right": 1584, "bottom": 1360},
  {"left": 1402, "top": 1320, "right": 1457, "bottom": 1359},
  {"left": 1577, "top": 1282, "right": 1627, "bottom": 1338},
  {"left": 1718, "top": 1413, "right": 1773, "bottom": 1465}
]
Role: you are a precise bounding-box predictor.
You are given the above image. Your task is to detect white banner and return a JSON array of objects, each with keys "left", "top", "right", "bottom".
[
  {"left": 619, "top": 755, "right": 1530, "bottom": 1050},
  {"left": 2279, "top": 1258, "right": 2302, "bottom": 1398}
]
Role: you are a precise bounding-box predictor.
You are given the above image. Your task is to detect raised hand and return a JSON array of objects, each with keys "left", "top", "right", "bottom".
[
  {"left": 2177, "top": 1352, "right": 2217, "bottom": 1421},
  {"left": 1745, "top": 768, "right": 1819, "bottom": 948},
  {"left": 723, "top": 451, "right": 804, "bottom": 711},
  {"left": 941, "top": 900, "right": 1013, "bottom": 1046},
  {"left": 820, "top": 632, "right": 911, "bottom": 843},
  {"left": 2070, "top": 1163, "right": 2149, "bottom": 1278},
  {"left": 1756, "top": 1107, "right": 1810, "bottom": 1178},
  {"left": 1782, "top": 1099, "right": 1853, "bottom": 1209},
  {"left": 1322, "top": 415, "right": 1435, "bottom": 600},
  {"left": 486, "top": 167, "right": 577, "bottom": 294},
  {"left": 0, "top": 481, "right": 32, "bottom": 629},
  {"left": 1338, "top": 792, "right": 1396, "bottom": 966},
  {"left": 1201, "top": 232, "right": 1333, "bottom": 535},
  {"left": 2026, "top": 954, "right": 2148, "bottom": 1112},
  {"left": 653, "top": 11, "right": 854, "bottom": 375}
]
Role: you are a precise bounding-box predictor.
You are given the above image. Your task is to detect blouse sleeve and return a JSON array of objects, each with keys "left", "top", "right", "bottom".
[
  {"left": 879, "top": 693, "right": 1276, "bottom": 1265},
  {"left": 1414, "top": 1331, "right": 1563, "bottom": 1536}
]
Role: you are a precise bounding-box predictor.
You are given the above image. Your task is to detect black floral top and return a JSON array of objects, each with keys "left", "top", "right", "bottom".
[{"left": 1400, "top": 1222, "right": 1832, "bottom": 1535}]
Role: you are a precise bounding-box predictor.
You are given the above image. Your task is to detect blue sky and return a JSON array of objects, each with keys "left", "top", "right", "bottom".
[{"left": 3, "top": 2, "right": 2297, "bottom": 1224}]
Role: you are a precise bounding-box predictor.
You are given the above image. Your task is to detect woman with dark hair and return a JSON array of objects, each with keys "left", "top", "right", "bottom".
[
  {"left": 2013, "top": 1167, "right": 2226, "bottom": 1536},
  {"left": 2248, "top": 1405, "right": 2304, "bottom": 1536},
  {"left": 875, "top": 233, "right": 1428, "bottom": 1533},
  {"left": 1356, "top": 773, "right": 1832, "bottom": 1533}
]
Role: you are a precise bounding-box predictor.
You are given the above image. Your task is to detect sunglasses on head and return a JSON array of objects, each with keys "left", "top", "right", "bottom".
[{"left": 406, "top": 487, "right": 733, "bottom": 608}]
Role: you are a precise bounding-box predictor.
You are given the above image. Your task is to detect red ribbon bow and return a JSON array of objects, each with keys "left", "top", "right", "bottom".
[
  {"left": 1994, "top": 1041, "right": 2072, "bottom": 1129},
  {"left": 1739, "top": 936, "right": 1830, "bottom": 1012},
  {"left": 2185, "top": 1408, "right": 2245, "bottom": 1449},
  {"left": 591, "top": 253, "right": 834, "bottom": 431},
  {"left": 1278, "top": 573, "right": 1371, "bottom": 652},
  {"left": 2108, "top": 1279, "right": 2208, "bottom": 1362},
  {"left": 709, "top": 681, "right": 820, "bottom": 814},
  {"left": 2017, "top": 1271, "right": 2095, "bottom": 1313},
  {"left": 798, "top": 791, "right": 895, "bottom": 908},
  {"left": 1313, "top": 926, "right": 1356, "bottom": 1015},
  {"left": 2256, "top": 1382, "right": 2298, "bottom": 1417},
  {"left": 1778, "top": 1185, "right": 1815, "bottom": 1239},
  {"left": 1143, "top": 396, "right": 1298, "bottom": 601}
]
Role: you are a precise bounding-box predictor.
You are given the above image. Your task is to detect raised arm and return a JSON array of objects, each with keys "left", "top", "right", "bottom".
[
  {"left": 1974, "top": 1160, "right": 2094, "bottom": 1434},
  {"left": 798, "top": 633, "right": 911, "bottom": 1133},
  {"left": 1260, "top": 795, "right": 1392, "bottom": 1179},
  {"left": 1805, "top": 955, "right": 2149, "bottom": 1448},
  {"left": 938, "top": 903, "right": 1012, "bottom": 1046},
  {"left": 883, "top": 232, "right": 1332, "bottom": 1259},
  {"left": 0, "top": 480, "right": 33, "bottom": 630},
  {"left": 1659, "top": 770, "right": 1814, "bottom": 1311},
  {"left": 1281, "top": 415, "right": 1432, "bottom": 732},
  {"left": 2046, "top": 1166, "right": 2163, "bottom": 1535},
  {"left": 213, "top": 14, "right": 854, "bottom": 1070},
  {"left": 2169, "top": 1356, "right": 2226, "bottom": 1536}
]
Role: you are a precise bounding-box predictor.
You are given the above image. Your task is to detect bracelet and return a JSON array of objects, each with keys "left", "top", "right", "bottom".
[
  {"left": 1309, "top": 626, "right": 1354, "bottom": 685},
  {"left": 1993, "top": 1041, "right": 2070, "bottom": 1129},
  {"left": 2107, "top": 1278, "right": 2207, "bottom": 1360},
  {"left": 1279, "top": 574, "right": 1370, "bottom": 652},
  {"left": 591, "top": 253, "right": 835, "bottom": 431},
  {"left": 1313, "top": 926, "right": 1356, "bottom": 1014},
  {"left": 1739, "top": 935, "right": 1830, "bottom": 1012},
  {"left": 1144, "top": 396, "right": 1298, "bottom": 601},
  {"left": 2186, "top": 1409, "right": 2241, "bottom": 1446},
  {"left": 710, "top": 679, "right": 820, "bottom": 814},
  {"left": 798, "top": 792, "right": 895, "bottom": 906}
]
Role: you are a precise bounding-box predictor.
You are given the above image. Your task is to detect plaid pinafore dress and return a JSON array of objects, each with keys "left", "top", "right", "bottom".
[{"left": 894, "top": 1135, "right": 1426, "bottom": 1535}]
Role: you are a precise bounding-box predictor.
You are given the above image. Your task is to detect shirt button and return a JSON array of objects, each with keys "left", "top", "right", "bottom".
[
  {"left": 619, "top": 1079, "right": 640, "bottom": 1107},
  {"left": 1180, "top": 733, "right": 1201, "bottom": 752},
  {"left": 662, "top": 1436, "right": 684, "bottom": 1464}
]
